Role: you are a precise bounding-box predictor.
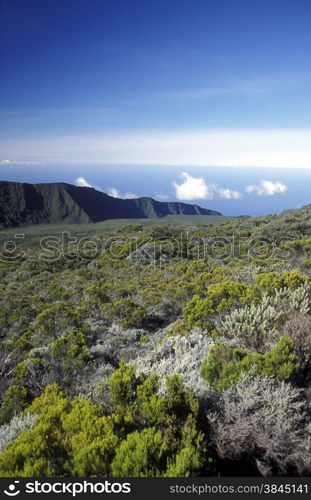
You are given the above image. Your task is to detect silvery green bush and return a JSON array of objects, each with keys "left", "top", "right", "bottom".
[
  {"left": 0, "top": 412, "right": 37, "bottom": 453},
  {"left": 132, "top": 329, "right": 217, "bottom": 399},
  {"left": 221, "top": 283, "right": 311, "bottom": 350},
  {"left": 221, "top": 295, "right": 282, "bottom": 349},
  {"left": 290, "top": 282, "right": 311, "bottom": 315}
]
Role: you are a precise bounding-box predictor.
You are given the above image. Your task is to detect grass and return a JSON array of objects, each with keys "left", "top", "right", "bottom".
[{"left": 0, "top": 215, "right": 232, "bottom": 247}]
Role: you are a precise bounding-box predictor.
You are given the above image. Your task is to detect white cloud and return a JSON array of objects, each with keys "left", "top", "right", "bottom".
[
  {"left": 0, "top": 159, "right": 15, "bottom": 164},
  {"left": 107, "top": 187, "right": 120, "bottom": 198},
  {"left": 2, "top": 129, "right": 311, "bottom": 169},
  {"left": 73, "top": 180, "right": 135, "bottom": 197},
  {"left": 107, "top": 187, "right": 138, "bottom": 199},
  {"left": 173, "top": 172, "right": 214, "bottom": 200},
  {"left": 74, "top": 176, "right": 94, "bottom": 188},
  {"left": 173, "top": 172, "right": 242, "bottom": 201},
  {"left": 245, "top": 180, "right": 288, "bottom": 196},
  {"left": 0, "top": 159, "right": 42, "bottom": 165},
  {"left": 123, "top": 192, "right": 138, "bottom": 199},
  {"left": 216, "top": 187, "right": 242, "bottom": 200}
]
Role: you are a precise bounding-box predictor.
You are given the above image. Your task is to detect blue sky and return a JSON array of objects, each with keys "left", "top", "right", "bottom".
[{"left": 0, "top": 0, "right": 311, "bottom": 215}]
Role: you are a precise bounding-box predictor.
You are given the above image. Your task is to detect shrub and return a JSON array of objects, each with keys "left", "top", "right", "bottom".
[
  {"left": 207, "top": 281, "right": 249, "bottom": 312},
  {"left": 0, "top": 385, "right": 70, "bottom": 476},
  {"left": 111, "top": 428, "right": 166, "bottom": 477},
  {"left": 0, "top": 413, "right": 37, "bottom": 453},
  {"left": 221, "top": 282, "right": 311, "bottom": 350},
  {"left": 183, "top": 295, "right": 214, "bottom": 329},
  {"left": 0, "top": 385, "right": 29, "bottom": 425},
  {"left": 289, "top": 282, "right": 311, "bottom": 315},
  {"left": 34, "top": 302, "right": 76, "bottom": 340},
  {"left": 165, "top": 423, "right": 207, "bottom": 477},
  {"left": 102, "top": 298, "right": 146, "bottom": 328},
  {"left": 221, "top": 295, "right": 282, "bottom": 350},
  {"left": 201, "top": 343, "right": 255, "bottom": 392},
  {"left": 51, "top": 329, "right": 89, "bottom": 367},
  {"left": 61, "top": 399, "right": 118, "bottom": 476},
  {"left": 207, "top": 375, "right": 311, "bottom": 476},
  {"left": 0, "top": 385, "right": 117, "bottom": 477},
  {"left": 253, "top": 271, "right": 310, "bottom": 299},
  {"left": 183, "top": 281, "right": 249, "bottom": 329},
  {"left": 261, "top": 337, "right": 299, "bottom": 380},
  {"left": 302, "top": 259, "right": 311, "bottom": 269},
  {"left": 109, "top": 361, "right": 138, "bottom": 411},
  {"left": 254, "top": 272, "right": 284, "bottom": 295},
  {"left": 281, "top": 313, "right": 311, "bottom": 386},
  {"left": 200, "top": 337, "right": 298, "bottom": 392},
  {"left": 133, "top": 330, "right": 215, "bottom": 398},
  {"left": 0, "top": 369, "right": 208, "bottom": 477}
]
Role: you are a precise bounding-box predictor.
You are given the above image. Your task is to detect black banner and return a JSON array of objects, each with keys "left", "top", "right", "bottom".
[{"left": 0, "top": 478, "right": 310, "bottom": 500}]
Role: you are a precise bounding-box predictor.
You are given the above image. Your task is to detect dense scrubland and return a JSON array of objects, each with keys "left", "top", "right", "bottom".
[{"left": 0, "top": 205, "right": 311, "bottom": 477}]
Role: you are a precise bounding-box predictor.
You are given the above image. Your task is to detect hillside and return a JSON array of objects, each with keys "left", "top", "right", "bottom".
[
  {"left": 0, "top": 204, "right": 311, "bottom": 477},
  {"left": 0, "top": 181, "right": 221, "bottom": 228}
]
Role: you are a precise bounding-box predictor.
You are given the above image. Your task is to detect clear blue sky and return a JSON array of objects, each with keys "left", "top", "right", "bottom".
[
  {"left": 2, "top": 0, "right": 311, "bottom": 134},
  {"left": 0, "top": 0, "right": 310, "bottom": 215}
]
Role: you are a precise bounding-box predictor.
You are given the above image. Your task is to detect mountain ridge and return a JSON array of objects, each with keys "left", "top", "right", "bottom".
[{"left": 0, "top": 181, "right": 222, "bottom": 228}]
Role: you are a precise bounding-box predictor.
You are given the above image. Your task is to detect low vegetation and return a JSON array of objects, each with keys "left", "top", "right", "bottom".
[{"left": 0, "top": 204, "right": 310, "bottom": 476}]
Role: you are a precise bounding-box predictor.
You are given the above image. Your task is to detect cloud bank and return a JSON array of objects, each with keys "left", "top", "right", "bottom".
[
  {"left": 2, "top": 129, "right": 311, "bottom": 168},
  {"left": 245, "top": 180, "right": 288, "bottom": 196},
  {"left": 74, "top": 176, "right": 104, "bottom": 192},
  {"left": 69, "top": 175, "right": 288, "bottom": 202},
  {"left": 74, "top": 176, "right": 94, "bottom": 188},
  {"left": 73, "top": 179, "right": 137, "bottom": 199},
  {"left": 173, "top": 172, "right": 242, "bottom": 201}
]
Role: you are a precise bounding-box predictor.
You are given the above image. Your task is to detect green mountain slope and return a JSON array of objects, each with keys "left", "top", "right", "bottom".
[{"left": 0, "top": 181, "right": 222, "bottom": 228}]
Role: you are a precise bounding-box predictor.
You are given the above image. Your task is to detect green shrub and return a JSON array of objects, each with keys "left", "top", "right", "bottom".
[
  {"left": 111, "top": 427, "right": 166, "bottom": 477},
  {"left": 302, "top": 259, "right": 311, "bottom": 269},
  {"left": 62, "top": 399, "right": 118, "bottom": 476},
  {"left": 0, "top": 386, "right": 29, "bottom": 426},
  {"left": 183, "top": 295, "right": 214, "bottom": 329},
  {"left": 109, "top": 361, "right": 138, "bottom": 411},
  {"left": 201, "top": 336, "right": 298, "bottom": 392},
  {"left": 51, "top": 328, "right": 89, "bottom": 364},
  {"left": 102, "top": 298, "right": 146, "bottom": 328},
  {"left": 0, "top": 385, "right": 70, "bottom": 476},
  {"left": 254, "top": 271, "right": 309, "bottom": 297},
  {"left": 165, "top": 422, "right": 209, "bottom": 477},
  {"left": 0, "top": 370, "right": 206, "bottom": 477},
  {"left": 0, "top": 358, "right": 41, "bottom": 424},
  {"left": 261, "top": 336, "right": 299, "bottom": 380},
  {"left": 183, "top": 281, "right": 249, "bottom": 329}
]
